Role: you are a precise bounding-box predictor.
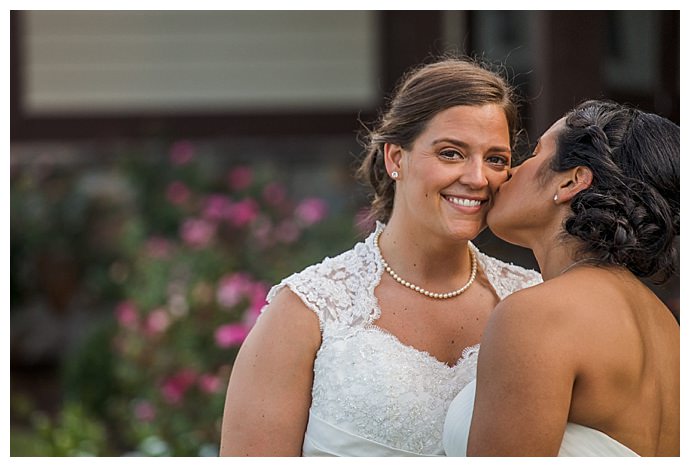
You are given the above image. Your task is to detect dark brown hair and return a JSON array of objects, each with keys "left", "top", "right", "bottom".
[
  {"left": 356, "top": 57, "right": 520, "bottom": 223},
  {"left": 552, "top": 100, "right": 679, "bottom": 283}
]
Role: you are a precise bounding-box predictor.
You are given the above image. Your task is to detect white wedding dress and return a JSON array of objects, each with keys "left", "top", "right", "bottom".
[
  {"left": 264, "top": 222, "right": 542, "bottom": 456},
  {"left": 443, "top": 379, "right": 640, "bottom": 456}
]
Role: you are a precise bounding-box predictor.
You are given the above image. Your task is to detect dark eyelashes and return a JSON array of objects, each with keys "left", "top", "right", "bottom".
[{"left": 438, "top": 149, "right": 510, "bottom": 167}]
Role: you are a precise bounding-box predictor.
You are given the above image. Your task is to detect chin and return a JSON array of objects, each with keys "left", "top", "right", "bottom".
[{"left": 446, "top": 219, "right": 486, "bottom": 241}]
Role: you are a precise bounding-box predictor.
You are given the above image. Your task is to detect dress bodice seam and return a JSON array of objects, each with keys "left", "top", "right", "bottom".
[{"left": 362, "top": 323, "right": 480, "bottom": 370}]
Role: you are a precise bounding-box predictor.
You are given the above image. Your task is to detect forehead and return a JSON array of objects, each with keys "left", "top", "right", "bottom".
[
  {"left": 539, "top": 117, "right": 567, "bottom": 149},
  {"left": 428, "top": 104, "right": 508, "bottom": 129},
  {"left": 415, "top": 104, "right": 510, "bottom": 147}
]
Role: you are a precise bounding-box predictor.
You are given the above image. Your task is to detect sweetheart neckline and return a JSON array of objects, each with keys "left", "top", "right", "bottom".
[{"left": 362, "top": 324, "right": 480, "bottom": 370}]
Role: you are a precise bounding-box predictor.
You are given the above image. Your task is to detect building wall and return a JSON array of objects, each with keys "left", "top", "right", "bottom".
[{"left": 22, "top": 11, "right": 379, "bottom": 114}]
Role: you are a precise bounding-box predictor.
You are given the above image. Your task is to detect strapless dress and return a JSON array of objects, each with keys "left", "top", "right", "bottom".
[{"left": 443, "top": 379, "right": 639, "bottom": 457}]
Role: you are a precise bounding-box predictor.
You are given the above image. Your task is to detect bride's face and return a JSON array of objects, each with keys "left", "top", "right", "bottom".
[
  {"left": 388, "top": 104, "right": 512, "bottom": 241},
  {"left": 487, "top": 118, "right": 566, "bottom": 247}
]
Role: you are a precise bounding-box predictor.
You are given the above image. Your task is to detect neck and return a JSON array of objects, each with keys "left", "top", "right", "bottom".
[
  {"left": 529, "top": 232, "right": 587, "bottom": 281},
  {"left": 379, "top": 215, "right": 473, "bottom": 286}
]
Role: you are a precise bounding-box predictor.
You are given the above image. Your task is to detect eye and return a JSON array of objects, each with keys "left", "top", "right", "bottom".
[
  {"left": 439, "top": 149, "right": 464, "bottom": 160},
  {"left": 486, "top": 155, "right": 510, "bottom": 168}
]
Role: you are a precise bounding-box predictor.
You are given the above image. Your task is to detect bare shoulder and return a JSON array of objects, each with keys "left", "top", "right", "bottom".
[
  {"left": 250, "top": 285, "right": 321, "bottom": 351},
  {"left": 491, "top": 270, "right": 607, "bottom": 326},
  {"left": 485, "top": 268, "right": 638, "bottom": 364},
  {"left": 489, "top": 279, "right": 574, "bottom": 331},
  {"left": 226, "top": 285, "right": 322, "bottom": 401},
  {"left": 482, "top": 278, "right": 588, "bottom": 364},
  {"left": 220, "top": 286, "right": 321, "bottom": 456}
]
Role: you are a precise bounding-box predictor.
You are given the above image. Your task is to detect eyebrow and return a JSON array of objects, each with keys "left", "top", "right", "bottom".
[{"left": 431, "top": 137, "right": 511, "bottom": 154}]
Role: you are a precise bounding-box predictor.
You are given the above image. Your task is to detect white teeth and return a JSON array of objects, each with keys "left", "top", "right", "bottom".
[{"left": 446, "top": 196, "right": 482, "bottom": 207}]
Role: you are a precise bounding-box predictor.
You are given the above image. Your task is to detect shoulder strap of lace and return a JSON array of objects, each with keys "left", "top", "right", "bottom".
[
  {"left": 471, "top": 244, "right": 543, "bottom": 300},
  {"left": 265, "top": 229, "right": 383, "bottom": 331}
]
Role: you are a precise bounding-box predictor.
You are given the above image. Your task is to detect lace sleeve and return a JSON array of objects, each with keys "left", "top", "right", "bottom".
[
  {"left": 472, "top": 246, "right": 543, "bottom": 300},
  {"left": 265, "top": 261, "right": 340, "bottom": 331},
  {"left": 264, "top": 243, "right": 381, "bottom": 332}
]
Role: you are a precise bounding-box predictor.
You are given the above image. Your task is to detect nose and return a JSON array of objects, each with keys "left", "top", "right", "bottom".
[{"left": 458, "top": 158, "right": 489, "bottom": 189}]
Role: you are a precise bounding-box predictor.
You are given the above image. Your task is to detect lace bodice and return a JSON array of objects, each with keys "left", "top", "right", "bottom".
[{"left": 265, "top": 222, "right": 542, "bottom": 456}]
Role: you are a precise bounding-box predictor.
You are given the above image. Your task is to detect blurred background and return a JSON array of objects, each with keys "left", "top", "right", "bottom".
[{"left": 10, "top": 10, "right": 679, "bottom": 456}]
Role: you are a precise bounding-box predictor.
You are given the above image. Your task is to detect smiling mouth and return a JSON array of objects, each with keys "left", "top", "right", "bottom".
[{"left": 442, "top": 195, "right": 484, "bottom": 208}]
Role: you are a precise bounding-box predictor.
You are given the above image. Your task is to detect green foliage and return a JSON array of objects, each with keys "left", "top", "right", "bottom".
[
  {"left": 11, "top": 401, "right": 111, "bottom": 456},
  {"left": 61, "top": 320, "right": 118, "bottom": 416}
]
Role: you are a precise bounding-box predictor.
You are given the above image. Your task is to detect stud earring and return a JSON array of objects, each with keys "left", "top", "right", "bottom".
[
  {"left": 553, "top": 194, "right": 559, "bottom": 202},
  {"left": 391, "top": 171, "right": 399, "bottom": 179}
]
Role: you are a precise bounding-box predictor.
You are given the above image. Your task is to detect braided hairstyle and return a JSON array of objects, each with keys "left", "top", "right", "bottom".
[
  {"left": 551, "top": 100, "right": 679, "bottom": 283},
  {"left": 356, "top": 56, "right": 520, "bottom": 223}
]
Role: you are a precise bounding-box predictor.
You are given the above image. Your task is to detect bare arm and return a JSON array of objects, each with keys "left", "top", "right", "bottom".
[
  {"left": 467, "top": 290, "right": 577, "bottom": 456},
  {"left": 219, "top": 287, "right": 321, "bottom": 456}
]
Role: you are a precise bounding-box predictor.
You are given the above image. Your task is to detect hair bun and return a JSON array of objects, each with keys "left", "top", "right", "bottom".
[
  {"left": 554, "top": 100, "right": 679, "bottom": 283},
  {"left": 566, "top": 180, "right": 676, "bottom": 280}
]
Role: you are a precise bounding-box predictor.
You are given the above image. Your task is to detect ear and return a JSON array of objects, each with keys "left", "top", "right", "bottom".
[
  {"left": 554, "top": 166, "right": 593, "bottom": 204},
  {"left": 383, "top": 143, "right": 404, "bottom": 179}
]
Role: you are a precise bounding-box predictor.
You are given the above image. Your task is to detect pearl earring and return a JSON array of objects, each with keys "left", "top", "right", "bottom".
[
  {"left": 391, "top": 171, "right": 399, "bottom": 179},
  {"left": 553, "top": 194, "right": 558, "bottom": 202}
]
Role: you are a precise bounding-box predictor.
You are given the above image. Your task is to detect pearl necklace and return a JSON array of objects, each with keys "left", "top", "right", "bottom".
[{"left": 374, "top": 230, "right": 477, "bottom": 299}]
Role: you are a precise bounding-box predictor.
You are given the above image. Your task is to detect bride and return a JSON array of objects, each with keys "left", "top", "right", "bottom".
[
  {"left": 443, "top": 100, "right": 680, "bottom": 456},
  {"left": 219, "top": 58, "right": 541, "bottom": 456}
]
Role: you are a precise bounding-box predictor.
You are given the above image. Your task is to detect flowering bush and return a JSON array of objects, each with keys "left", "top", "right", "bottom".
[
  {"left": 11, "top": 138, "right": 362, "bottom": 456},
  {"left": 101, "top": 141, "right": 359, "bottom": 455}
]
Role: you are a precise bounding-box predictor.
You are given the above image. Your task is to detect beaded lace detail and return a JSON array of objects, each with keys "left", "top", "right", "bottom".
[{"left": 265, "top": 222, "right": 542, "bottom": 455}]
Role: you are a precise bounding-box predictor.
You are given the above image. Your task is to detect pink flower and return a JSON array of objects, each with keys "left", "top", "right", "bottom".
[
  {"left": 145, "top": 308, "right": 170, "bottom": 335},
  {"left": 226, "top": 198, "right": 259, "bottom": 227},
  {"left": 262, "top": 182, "right": 286, "bottom": 206},
  {"left": 169, "top": 140, "right": 195, "bottom": 166},
  {"left": 115, "top": 301, "right": 138, "bottom": 328},
  {"left": 202, "top": 194, "right": 233, "bottom": 221},
  {"left": 180, "top": 217, "right": 216, "bottom": 249},
  {"left": 144, "top": 236, "right": 173, "bottom": 259},
  {"left": 133, "top": 400, "right": 156, "bottom": 422},
  {"left": 274, "top": 219, "right": 300, "bottom": 244},
  {"left": 198, "top": 373, "right": 222, "bottom": 394},
  {"left": 166, "top": 181, "right": 191, "bottom": 205},
  {"left": 228, "top": 166, "right": 253, "bottom": 191},
  {"left": 216, "top": 272, "right": 253, "bottom": 308},
  {"left": 215, "top": 323, "right": 250, "bottom": 348},
  {"left": 295, "top": 198, "right": 328, "bottom": 225},
  {"left": 160, "top": 369, "right": 197, "bottom": 405}
]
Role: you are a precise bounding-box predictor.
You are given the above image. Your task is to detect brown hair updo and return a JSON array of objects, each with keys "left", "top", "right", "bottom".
[
  {"left": 551, "top": 100, "right": 679, "bottom": 283},
  {"left": 356, "top": 56, "right": 520, "bottom": 223}
]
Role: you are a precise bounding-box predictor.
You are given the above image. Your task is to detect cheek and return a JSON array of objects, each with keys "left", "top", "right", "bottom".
[{"left": 487, "top": 170, "right": 510, "bottom": 194}]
